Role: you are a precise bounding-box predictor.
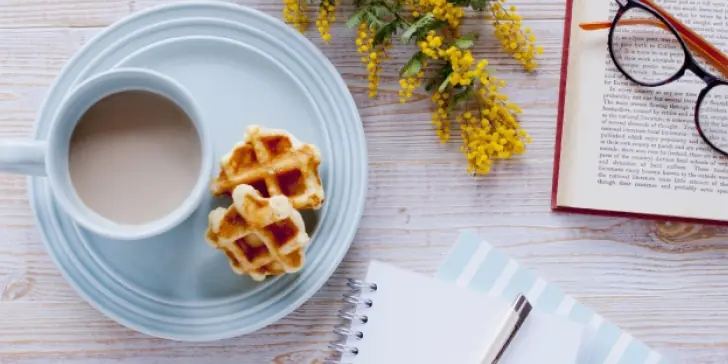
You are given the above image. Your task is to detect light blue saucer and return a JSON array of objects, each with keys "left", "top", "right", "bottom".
[{"left": 29, "top": 2, "right": 367, "bottom": 341}]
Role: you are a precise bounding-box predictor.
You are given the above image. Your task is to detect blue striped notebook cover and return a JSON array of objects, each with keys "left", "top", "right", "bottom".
[{"left": 437, "top": 231, "right": 671, "bottom": 364}]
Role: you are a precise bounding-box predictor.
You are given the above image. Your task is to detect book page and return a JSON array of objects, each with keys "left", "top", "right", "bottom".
[{"left": 557, "top": 0, "right": 728, "bottom": 221}]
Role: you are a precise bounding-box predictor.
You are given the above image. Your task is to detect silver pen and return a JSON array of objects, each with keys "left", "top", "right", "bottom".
[{"left": 480, "top": 294, "right": 532, "bottom": 364}]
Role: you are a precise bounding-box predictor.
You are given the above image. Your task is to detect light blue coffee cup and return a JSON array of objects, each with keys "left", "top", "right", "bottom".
[{"left": 0, "top": 68, "right": 213, "bottom": 240}]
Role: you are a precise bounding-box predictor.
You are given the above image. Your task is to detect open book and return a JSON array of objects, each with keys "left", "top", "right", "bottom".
[{"left": 552, "top": 0, "right": 728, "bottom": 223}]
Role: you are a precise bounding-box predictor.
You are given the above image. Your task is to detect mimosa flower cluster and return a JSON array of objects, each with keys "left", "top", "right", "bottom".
[{"left": 281, "top": 0, "right": 541, "bottom": 175}]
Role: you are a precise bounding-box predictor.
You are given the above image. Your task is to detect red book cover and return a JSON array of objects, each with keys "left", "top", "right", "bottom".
[{"left": 549, "top": 0, "right": 728, "bottom": 226}]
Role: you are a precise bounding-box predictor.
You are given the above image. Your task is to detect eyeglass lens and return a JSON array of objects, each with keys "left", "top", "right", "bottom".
[
  {"left": 611, "top": 6, "right": 685, "bottom": 85},
  {"left": 699, "top": 85, "right": 728, "bottom": 153}
]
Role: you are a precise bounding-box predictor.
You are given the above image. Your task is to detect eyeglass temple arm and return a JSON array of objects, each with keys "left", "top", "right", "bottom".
[{"left": 578, "top": 1, "right": 728, "bottom": 79}]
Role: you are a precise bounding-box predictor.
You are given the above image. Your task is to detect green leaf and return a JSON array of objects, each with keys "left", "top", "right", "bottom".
[
  {"left": 437, "top": 63, "right": 453, "bottom": 78},
  {"left": 401, "top": 13, "right": 434, "bottom": 42},
  {"left": 370, "top": 4, "right": 392, "bottom": 18},
  {"left": 390, "top": 0, "right": 403, "bottom": 12},
  {"left": 438, "top": 73, "right": 453, "bottom": 93},
  {"left": 400, "top": 51, "right": 425, "bottom": 77},
  {"left": 373, "top": 19, "right": 400, "bottom": 46},
  {"left": 428, "top": 19, "right": 449, "bottom": 30},
  {"left": 366, "top": 11, "right": 387, "bottom": 30},
  {"left": 448, "top": 86, "right": 473, "bottom": 111},
  {"left": 345, "top": 8, "right": 369, "bottom": 28},
  {"left": 454, "top": 33, "right": 479, "bottom": 49},
  {"left": 426, "top": 63, "right": 453, "bottom": 92},
  {"left": 425, "top": 78, "right": 437, "bottom": 92},
  {"left": 405, "top": 59, "right": 422, "bottom": 77},
  {"left": 470, "top": 0, "right": 487, "bottom": 11}
]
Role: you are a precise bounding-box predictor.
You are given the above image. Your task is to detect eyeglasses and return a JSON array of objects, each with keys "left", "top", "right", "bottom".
[{"left": 580, "top": 0, "right": 728, "bottom": 157}]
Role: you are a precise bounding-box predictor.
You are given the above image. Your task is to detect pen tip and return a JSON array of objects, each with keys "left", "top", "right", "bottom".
[{"left": 514, "top": 294, "right": 532, "bottom": 312}]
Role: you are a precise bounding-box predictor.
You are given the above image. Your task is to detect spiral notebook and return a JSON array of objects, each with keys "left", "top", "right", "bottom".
[
  {"left": 330, "top": 260, "right": 586, "bottom": 364},
  {"left": 330, "top": 231, "right": 672, "bottom": 364}
]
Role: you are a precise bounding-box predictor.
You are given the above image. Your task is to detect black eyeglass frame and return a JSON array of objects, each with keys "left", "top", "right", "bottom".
[{"left": 608, "top": 0, "right": 728, "bottom": 157}]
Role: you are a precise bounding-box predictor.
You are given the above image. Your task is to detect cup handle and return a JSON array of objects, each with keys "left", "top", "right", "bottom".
[{"left": 0, "top": 140, "right": 47, "bottom": 176}]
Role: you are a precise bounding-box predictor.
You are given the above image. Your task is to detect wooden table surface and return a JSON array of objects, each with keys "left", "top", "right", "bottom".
[{"left": 1, "top": 0, "right": 728, "bottom": 363}]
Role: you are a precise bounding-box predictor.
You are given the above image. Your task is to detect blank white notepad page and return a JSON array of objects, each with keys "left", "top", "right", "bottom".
[{"left": 345, "top": 261, "right": 584, "bottom": 364}]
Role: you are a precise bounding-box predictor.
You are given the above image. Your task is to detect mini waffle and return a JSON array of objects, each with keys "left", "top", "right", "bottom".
[
  {"left": 211, "top": 125, "right": 324, "bottom": 210},
  {"left": 205, "top": 184, "right": 310, "bottom": 281}
]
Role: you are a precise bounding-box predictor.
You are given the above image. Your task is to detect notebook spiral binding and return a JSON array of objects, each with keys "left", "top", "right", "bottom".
[{"left": 323, "top": 278, "right": 378, "bottom": 364}]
